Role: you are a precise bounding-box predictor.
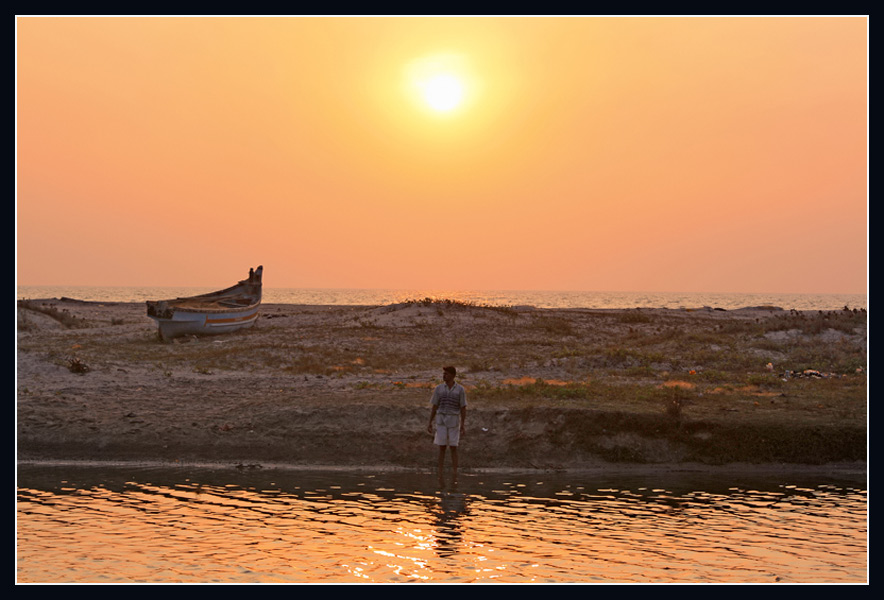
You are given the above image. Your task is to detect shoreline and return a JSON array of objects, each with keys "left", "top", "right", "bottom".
[
  {"left": 17, "top": 456, "right": 868, "bottom": 478},
  {"left": 17, "top": 298, "right": 867, "bottom": 473},
  {"left": 16, "top": 286, "right": 869, "bottom": 313}
]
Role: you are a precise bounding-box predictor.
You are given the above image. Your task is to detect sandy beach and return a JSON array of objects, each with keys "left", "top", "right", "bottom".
[{"left": 16, "top": 298, "right": 867, "bottom": 475}]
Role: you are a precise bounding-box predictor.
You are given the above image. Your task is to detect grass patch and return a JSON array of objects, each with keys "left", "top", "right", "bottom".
[
  {"left": 618, "top": 309, "right": 653, "bottom": 324},
  {"left": 401, "top": 297, "right": 519, "bottom": 316},
  {"left": 18, "top": 300, "right": 90, "bottom": 329},
  {"left": 530, "top": 315, "right": 577, "bottom": 336}
]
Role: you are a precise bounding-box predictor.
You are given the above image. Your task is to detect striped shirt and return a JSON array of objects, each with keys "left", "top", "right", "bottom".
[{"left": 430, "top": 383, "right": 467, "bottom": 414}]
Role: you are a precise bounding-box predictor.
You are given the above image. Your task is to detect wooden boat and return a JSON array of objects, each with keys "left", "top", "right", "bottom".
[{"left": 146, "top": 266, "right": 263, "bottom": 340}]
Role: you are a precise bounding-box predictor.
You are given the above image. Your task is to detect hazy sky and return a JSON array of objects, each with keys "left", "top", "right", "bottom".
[{"left": 16, "top": 16, "right": 867, "bottom": 294}]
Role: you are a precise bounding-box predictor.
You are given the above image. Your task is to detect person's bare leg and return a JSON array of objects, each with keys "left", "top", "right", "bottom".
[{"left": 450, "top": 447, "right": 459, "bottom": 486}]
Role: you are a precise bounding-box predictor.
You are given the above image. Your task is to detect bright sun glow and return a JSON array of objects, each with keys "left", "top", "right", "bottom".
[
  {"left": 421, "top": 74, "right": 464, "bottom": 111},
  {"left": 405, "top": 53, "right": 473, "bottom": 116}
]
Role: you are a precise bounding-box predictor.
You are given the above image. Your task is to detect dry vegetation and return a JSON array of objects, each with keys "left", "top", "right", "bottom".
[{"left": 17, "top": 297, "right": 867, "bottom": 470}]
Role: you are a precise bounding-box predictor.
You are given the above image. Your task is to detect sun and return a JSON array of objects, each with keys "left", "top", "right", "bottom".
[
  {"left": 421, "top": 73, "right": 464, "bottom": 112},
  {"left": 405, "top": 53, "right": 473, "bottom": 116}
]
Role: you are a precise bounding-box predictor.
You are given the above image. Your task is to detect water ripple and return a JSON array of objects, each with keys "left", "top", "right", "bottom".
[{"left": 17, "top": 466, "right": 867, "bottom": 583}]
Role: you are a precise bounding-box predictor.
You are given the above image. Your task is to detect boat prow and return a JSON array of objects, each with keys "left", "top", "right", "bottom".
[{"left": 146, "top": 265, "right": 263, "bottom": 341}]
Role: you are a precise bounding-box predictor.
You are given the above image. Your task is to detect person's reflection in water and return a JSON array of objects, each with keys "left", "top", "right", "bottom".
[{"left": 425, "top": 491, "right": 471, "bottom": 558}]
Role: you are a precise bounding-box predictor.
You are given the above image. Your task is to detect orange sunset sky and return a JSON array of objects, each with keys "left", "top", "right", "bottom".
[{"left": 15, "top": 16, "right": 868, "bottom": 294}]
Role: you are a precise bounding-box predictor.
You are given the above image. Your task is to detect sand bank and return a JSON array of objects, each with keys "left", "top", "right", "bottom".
[{"left": 17, "top": 298, "right": 867, "bottom": 473}]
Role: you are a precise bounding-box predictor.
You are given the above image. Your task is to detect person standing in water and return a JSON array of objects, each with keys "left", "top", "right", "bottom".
[{"left": 427, "top": 366, "right": 467, "bottom": 486}]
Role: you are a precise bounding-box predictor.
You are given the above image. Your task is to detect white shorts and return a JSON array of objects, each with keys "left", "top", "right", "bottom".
[{"left": 434, "top": 413, "right": 461, "bottom": 447}]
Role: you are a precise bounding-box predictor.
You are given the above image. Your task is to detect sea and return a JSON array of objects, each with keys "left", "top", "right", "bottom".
[{"left": 16, "top": 286, "right": 867, "bottom": 312}]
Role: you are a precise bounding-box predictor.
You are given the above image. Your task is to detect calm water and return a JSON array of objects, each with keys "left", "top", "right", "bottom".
[
  {"left": 16, "top": 285, "right": 867, "bottom": 311},
  {"left": 16, "top": 464, "right": 867, "bottom": 584}
]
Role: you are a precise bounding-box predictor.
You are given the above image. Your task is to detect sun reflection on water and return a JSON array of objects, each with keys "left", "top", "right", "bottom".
[{"left": 17, "top": 466, "right": 867, "bottom": 583}]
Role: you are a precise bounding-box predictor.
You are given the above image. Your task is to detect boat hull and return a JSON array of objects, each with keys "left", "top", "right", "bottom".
[
  {"left": 146, "top": 265, "right": 263, "bottom": 341},
  {"left": 149, "top": 304, "right": 260, "bottom": 340}
]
